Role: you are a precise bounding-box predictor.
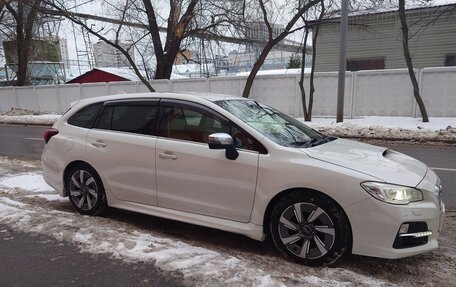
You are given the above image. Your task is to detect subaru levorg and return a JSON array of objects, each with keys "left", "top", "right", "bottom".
[{"left": 42, "top": 92, "right": 445, "bottom": 266}]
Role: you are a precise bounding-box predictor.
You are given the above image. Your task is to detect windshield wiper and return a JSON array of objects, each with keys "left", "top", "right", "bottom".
[{"left": 292, "top": 136, "right": 337, "bottom": 148}]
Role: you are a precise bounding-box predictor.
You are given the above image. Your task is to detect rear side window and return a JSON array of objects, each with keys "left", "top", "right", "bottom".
[
  {"left": 95, "top": 104, "right": 158, "bottom": 135},
  {"left": 67, "top": 103, "right": 102, "bottom": 128}
]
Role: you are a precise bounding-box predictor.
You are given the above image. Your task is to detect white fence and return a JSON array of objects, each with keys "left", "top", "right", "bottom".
[{"left": 1, "top": 67, "right": 455, "bottom": 117}]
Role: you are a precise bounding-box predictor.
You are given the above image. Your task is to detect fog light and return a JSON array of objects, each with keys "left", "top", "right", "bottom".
[
  {"left": 399, "top": 223, "right": 409, "bottom": 234},
  {"left": 399, "top": 231, "right": 433, "bottom": 238}
]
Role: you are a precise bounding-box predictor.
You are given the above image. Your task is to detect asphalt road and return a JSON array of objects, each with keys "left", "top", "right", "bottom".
[
  {"left": 0, "top": 124, "right": 454, "bottom": 286},
  {"left": 0, "top": 124, "right": 454, "bottom": 207},
  {"left": 0, "top": 225, "right": 183, "bottom": 287},
  {"left": 0, "top": 124, "right": 48, "bottom": 160}
]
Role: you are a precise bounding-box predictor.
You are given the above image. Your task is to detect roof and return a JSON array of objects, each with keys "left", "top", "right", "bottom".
[
  {"left": 67, "top": 67, "right": 187, "bottom": 83},
  {"left": 94, "top": 67, "right": 140, "bottom": 81},
  {"left": 70, "top": 92, "right": 245, "bottom": 108},
  {"left": 66, "top": 68, "right": 135, "bottom": 84},
  {"left": 313, "top": 2, "right": 456, "bottom": 23}
]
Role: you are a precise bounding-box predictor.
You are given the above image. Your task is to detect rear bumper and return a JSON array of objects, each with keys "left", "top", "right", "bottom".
[{"left": 41, "top": 145, "right": 65, "bottom": 196}]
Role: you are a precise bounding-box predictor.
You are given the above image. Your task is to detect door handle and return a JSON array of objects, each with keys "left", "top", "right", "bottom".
[
  {"left": 91, "top": 140, "right": 107, "bottom": 148},
  {"left": 158, "top": 152, "right": 178, "bottom": 160}
]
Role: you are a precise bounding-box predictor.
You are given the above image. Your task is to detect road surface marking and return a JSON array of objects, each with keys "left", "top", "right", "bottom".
[
  {"left": 24, "top": 138, "right": 43, "bottom": 141},
  {"left": 431, "top": 167, "right": 456, "bottom": 172}
]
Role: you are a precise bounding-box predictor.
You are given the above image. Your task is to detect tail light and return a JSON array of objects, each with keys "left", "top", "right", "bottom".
[{"left": 44, "top": 128, "right": 59, "bottom": 144}]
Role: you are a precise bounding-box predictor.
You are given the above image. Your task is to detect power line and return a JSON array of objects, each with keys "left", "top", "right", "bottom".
[{"left": 41, "top": 8, "right": 303, "bottom": 53}]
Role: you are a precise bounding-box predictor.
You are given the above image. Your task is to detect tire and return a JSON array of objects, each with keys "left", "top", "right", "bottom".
[
  {"left": 66, "top": 164, "right": 107, "bottom": 216},
  {"left": 269, "top": 191, "right": 351, "bottom": 266}
]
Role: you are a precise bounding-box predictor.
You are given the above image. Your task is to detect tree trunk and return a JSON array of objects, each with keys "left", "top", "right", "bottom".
[
  {"left": 307, "top": 3, "right": 324, "bottom": 121},
  {"left": 15, "top": 1, "right": 27, "bottom": 85},
  {"left": 398, "top": 0, "right": 429, "bottom": 122},
  {"left": 242, "top": 42, "right": 276, "bottom": 98},
  {"left": 299, "top": 28, "right": 309, "bottom": 120}
]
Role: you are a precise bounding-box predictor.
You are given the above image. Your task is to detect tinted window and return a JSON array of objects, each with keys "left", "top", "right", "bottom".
[
  {"left": 445, "top": 54, "right": 456, "bottom": 66},
  {"left": 159, "top": 104, "right": 265, "bottom": 152},
  {"left": 159, "top": 105, "right": 229, "bottom": 143},
  {"left": 95, "top": 105, "right": 158, "bottom": 135},
  {"left": 67, "top": 103, "right": 102, "bottom": 128},
  {"left": 347, "top": 58, "right": 385, "bottom": 71}
]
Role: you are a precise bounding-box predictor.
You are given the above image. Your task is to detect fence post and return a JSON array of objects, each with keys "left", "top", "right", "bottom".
[
  {"left": 206, "top": 78, "right": 210, "bottom": 92},
  {"left": 168, "top": 80, "right": 173, "bottom": 92},
  {"left": 294, "top": 74, "right": 300, "bottom": 118},
  {"left": 13, "top": 86, "right": 19, "bottom": 109},
  {"left": 55, "top": 84, "right": 63, "bottom": 113},
  {"left": 350, "top": 72, "right": 357, "bottom": 119}
]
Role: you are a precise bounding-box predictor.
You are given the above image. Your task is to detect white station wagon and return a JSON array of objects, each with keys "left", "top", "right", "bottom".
[{"left": 42, "top": 92, "right": 445, "bottom": 265}]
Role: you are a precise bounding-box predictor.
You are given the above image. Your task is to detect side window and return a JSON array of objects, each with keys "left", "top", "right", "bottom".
[
  {"left": 159, "top": 104, "right": 266, "bottom": 153},
  {"left": 95, "top": 104, "right": 158, "bottom": 135},
  {"left": 159, "top": 105, "right": 229, "bottom": 143},
  {"left": 445, "top": 54, "right": 456, "bottom": 66},
  {"left": 67, "top": 103, "right": 102, "bottom": 128}
]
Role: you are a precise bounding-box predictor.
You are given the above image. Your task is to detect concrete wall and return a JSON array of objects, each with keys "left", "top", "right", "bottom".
[{"left": 0, "top": 67, "right": 455, "bottom": 117}]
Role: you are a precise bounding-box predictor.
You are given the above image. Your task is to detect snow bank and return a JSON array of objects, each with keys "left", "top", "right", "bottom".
[{"left": 302, "top": 117, "right": 456, "bottom": 144}]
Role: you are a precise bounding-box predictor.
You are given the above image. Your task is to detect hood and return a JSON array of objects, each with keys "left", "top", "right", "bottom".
[{"left": 302, "top": 139, "right": 428, "bottom": 186}]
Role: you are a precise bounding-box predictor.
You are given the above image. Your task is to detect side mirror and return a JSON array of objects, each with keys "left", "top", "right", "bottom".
[{"left": 208, "top": 133, "right": 239, "bottom": 160}]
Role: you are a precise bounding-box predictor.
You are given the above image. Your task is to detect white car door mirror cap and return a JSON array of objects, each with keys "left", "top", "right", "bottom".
[{"left": 208, "top": 133, "right": 235, "bottom": 149}]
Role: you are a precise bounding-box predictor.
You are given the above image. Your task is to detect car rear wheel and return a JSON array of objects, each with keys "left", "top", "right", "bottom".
[
  {"left": 66, "top": 164, "right": 107, "bottom": 216},
  {"left": 270, "top": 191, "right": 351, "bottom": 266}
]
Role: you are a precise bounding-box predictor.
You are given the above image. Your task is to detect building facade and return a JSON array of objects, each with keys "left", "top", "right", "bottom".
[
  {"left": 313, "top": 4, "right": 456, "bottom": 72},
  {"left": 93, "top": 41, "right": 135, "bottom": 68}
]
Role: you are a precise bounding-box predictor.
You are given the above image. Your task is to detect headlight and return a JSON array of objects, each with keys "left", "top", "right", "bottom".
[{"left": 361, "top": 182, "right": 423, "bottom": 205}]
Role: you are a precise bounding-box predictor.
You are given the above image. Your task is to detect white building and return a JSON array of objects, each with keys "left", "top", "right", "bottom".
[{"left": 93, "top": 41, "right": 135, "bottom": 68}]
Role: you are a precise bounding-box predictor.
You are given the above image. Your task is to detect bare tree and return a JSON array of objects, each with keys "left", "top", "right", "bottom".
[
  {"left": 45, "top": 0, "right": 155, "bottom": 90},
  {"left": 44, "top": 0, "right": 245, "bottom": 90},
  {"left": 242, "top": 0, "right": 323, "bottom": 98},
  {"left": 398, "top": 0, "right": 429, "bottom": 122},
  {"left": 299, "top": 1, "right": 326, "bottom": 121},
  {"left": 1, "top": 0, "right": 45, "bottom": 86}
]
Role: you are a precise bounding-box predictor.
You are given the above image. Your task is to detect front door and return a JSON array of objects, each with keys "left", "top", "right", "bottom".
[{"left": 155, "top": 101, "right": 259, "bottom": 222}]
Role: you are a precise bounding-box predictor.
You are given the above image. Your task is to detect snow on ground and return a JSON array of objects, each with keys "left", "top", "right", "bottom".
[
  {"left": 0, "top": 114, "right": 61, "bottom": 125},
  {"left": 0, "top": 157, "right": 455, "bottom": 286},
  {"left": 0, "top": 173, "right": 52, "bottom": 193},
  {"left": 303, "top": 116, "right": 456, "bottom": 131},
  {"left": 301, "top": 116, "right": 456, "bottom": 144}
]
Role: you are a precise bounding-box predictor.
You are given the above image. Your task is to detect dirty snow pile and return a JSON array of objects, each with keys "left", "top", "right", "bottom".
[
  {"left": 303, "top": 117, "right": 456, "bottom": 144},
  {"left": 0, "top": 157, "right": 455, "bottom": 286},
  {"left": 0, "top": 108, "right": 61, "bottom": 125}
]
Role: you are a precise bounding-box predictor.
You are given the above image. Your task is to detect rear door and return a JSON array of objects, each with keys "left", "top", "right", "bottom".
[
  {"left": 86, "top": 100, "right": 159, "bottom": 205},
  {"left": 155, "top": 100, "right": 261, "bottom": 222}
]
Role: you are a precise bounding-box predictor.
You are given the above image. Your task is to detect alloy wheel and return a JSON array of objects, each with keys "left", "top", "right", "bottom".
[
  {"left": 278, "top": 202, "right": 336, "bottom": 259},
  {"left": 69, "top": 169, "right": 99, "bottom": 211}
]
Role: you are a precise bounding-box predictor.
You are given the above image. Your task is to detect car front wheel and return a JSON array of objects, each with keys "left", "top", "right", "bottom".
[
  {"left": 66, "top": 164, "right": 107, "bottom": 216},
  {"left": 270, "top": 191, "right": 351, "bottom": 266}
]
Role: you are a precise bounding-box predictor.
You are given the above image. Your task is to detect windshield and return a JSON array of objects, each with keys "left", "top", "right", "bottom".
[{"left": 215, "top": 100, "right": 335, "bottom": 148}]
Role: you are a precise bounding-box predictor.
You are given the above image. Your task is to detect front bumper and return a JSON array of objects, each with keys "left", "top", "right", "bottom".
[{"left": 345, "top": 181, "right": 445, "bottom": 259}]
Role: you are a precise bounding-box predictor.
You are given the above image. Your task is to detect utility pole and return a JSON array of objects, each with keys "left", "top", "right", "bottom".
[{"left": 336, "top": 0, "right": 349, "bottom": 123}]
